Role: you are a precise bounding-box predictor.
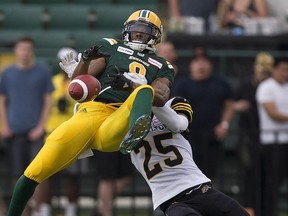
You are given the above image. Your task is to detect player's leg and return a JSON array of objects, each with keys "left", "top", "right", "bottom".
[
  {"left": 165, "top": 202, "right": 203, "bottom": 216},
  {"left": 7, "top": 107, "right": 102, "bottom": 216},
  {"left": 198, "top": 187, "right": 249, "bottom": 216},
  {"left": 94, "top": 85, "right": 154, "bottom": 153},
  {"left": 119, "top": 114, "right": 151, "bottom": 154},
  {"left": 163, "top": 183, "right": 248, "bottom": 216},
  {"left": 30, "top": 135, "right": 52, "bottom": 216}
]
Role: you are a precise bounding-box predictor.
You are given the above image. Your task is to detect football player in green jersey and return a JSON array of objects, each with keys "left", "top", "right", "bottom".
[{"left": 7, "top": 9, "right": 174, "bottom": 216}]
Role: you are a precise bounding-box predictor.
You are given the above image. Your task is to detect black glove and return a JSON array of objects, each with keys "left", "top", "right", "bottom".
[
  {"left": 105, "top": 66, "right": 133, "bottom": 91},
  {"left": 81, "top": 45, "right": 110, "bottom": 62}
]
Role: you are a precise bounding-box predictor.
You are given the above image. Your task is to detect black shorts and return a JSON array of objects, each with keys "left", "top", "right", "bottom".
[
  {"left": 161, "top": 183, "right": 249, "bottom": 216},
  {"left": 94, "top": 151, "right": 134, "bottom": 180}
]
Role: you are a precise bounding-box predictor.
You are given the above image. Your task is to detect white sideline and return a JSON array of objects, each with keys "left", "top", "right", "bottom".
[{"left": 51, "top": 196, "right": 152, "bottom": 208}]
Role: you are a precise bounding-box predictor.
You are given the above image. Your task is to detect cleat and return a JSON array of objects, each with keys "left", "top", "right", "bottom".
[{"left": 119, "top": 114, "right": 151, "bottom": 154}]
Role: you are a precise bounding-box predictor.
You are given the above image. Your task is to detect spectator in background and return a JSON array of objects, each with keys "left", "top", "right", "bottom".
[
  {"left": 0, "top": 37, "right": 54, "bottom": 216},
  {"left": 93, "top": 151, "right": 134, "bottom": 216},
  {"left": 265, "top": 0, "right": 288, "bottom": 32},
  {"left": 172, "top": 47, "right": 234, "bottom": 182},
  {"left": 217, "top": 0, "right": 268, "bottom": 34},
  {"left": 168, "top": 0, "right": 218, "bottom": 32},
  {"left": 45, "top": 47, "right": 89, "bottom": 216},
  {"left": 156, "top": 41, "right": 179, "bottom": 77},
  {"left": 233, "top": 51, "right": 273, "bottom": 216},
  {"left": 256, "top": 58, "right": 288, "bottom": 216}
]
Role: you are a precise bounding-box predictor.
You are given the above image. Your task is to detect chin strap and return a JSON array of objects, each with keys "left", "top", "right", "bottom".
[{"left": 126, "top": 41, "right": 155, "bottom": 52}]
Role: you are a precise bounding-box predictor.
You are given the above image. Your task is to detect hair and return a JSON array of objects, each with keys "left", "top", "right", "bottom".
[
  {"left": 15, "top": 36, "right": 35, "bottom": 47},
  {"left": 274, "top": 58, "right": 288, "bottom": 68},
  {"left": 191, "top": 47, "right": 210, "bottom": 62},
  {"left": 254, "top": 52, "right": 274, "bottom": 73}
]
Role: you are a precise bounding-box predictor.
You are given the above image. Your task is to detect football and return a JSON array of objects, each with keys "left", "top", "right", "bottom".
[{"left": 68, "top": 75, "right": 101, "bottom": 103}]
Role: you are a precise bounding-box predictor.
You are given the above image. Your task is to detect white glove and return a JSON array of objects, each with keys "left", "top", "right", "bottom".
[
  {"left": 123, "top": 72, "right": 147, "bottom": 85},
  {"left": 59, "top": 52, "right": 81, "bottom": 78}
]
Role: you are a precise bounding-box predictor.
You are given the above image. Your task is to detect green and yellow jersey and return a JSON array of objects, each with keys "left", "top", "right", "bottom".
[{"left": 93, "top": 38, "right": 175, "bottom": 103}]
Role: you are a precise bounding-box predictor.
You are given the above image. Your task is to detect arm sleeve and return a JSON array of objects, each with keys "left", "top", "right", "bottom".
[{"left": 152, "top": 97, "right": 192, "bottom": 133}]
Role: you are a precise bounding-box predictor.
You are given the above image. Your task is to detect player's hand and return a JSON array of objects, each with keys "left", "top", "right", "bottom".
[
  {"left": 105, "top": 66, "right": 133, "bottom": 91},
  {"left": 123, "top": 72, "right": 147, "bottom": 85},
  {"left": 81, "top": 45, "right": 110, "bottom": 62},
  {"left": 29, "top": 126, "right": 45, "bottom": 141},
  {"left": 59, "top": 51, "right": 79, "bottom": 78}
]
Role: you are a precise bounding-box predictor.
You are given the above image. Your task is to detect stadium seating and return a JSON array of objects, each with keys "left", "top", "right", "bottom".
[
  {"left": 72, "top": 0, "right": 113, "bottom": 4},
  {"left": 115, "top": 0, "right": 155, "bottom": 4},
  {"left": 0, "top": 0, "right": 22, "bottom": 4},
  {"left": 0, "top": 5, "right": 45, "bottom": 30},
  {"left": 0, "top": 30, "right": 28, "bottom": 45},
  {"left": 93, "top": 5, "right": 137, "bottom": 31},
  {"left": 72, "top": 30, "right": 120, "bottom": 50},
  {"left": 0, "top": 3, "right": 159, "bottom": 48},
  {"left": 46, "top": 5, "right": 91, "bottom": 30},
  {"left": 32, "top": 30, "right": 74, "bottom": 49},
  {"left": 24, "top": 0, "right": 70, "bottom": 4}
]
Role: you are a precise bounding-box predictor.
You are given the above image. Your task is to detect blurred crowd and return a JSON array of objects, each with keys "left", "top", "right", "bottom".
[{"left": 166, "top": 0, "right": 287, "bottom": 36}]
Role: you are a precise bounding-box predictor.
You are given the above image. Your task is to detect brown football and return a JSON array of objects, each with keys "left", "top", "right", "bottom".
[{"left": 68, "top": 75, "right": 101, "bottom": 103}]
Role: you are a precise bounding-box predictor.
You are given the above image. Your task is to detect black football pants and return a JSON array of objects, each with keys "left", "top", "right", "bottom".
[{"left": 163, "top": 183, "right": 249, "bottom": 216}]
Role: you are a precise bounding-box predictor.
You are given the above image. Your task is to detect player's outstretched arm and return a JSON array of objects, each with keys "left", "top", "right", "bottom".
[
  {"left": 152, "top": 99, "right": 190, "bottom": 132},
  {"left": 72, "top": 45, "right": 108, "bottom": 79}
]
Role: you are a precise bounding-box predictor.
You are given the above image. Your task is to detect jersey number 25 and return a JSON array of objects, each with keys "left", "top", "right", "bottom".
[{"left": 134, "top": 132, "right": 183, "bottom": 180}]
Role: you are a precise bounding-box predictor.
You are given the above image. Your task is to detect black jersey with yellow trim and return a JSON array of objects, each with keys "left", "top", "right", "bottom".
[
  {"left": 91, "top": 38, "right": 175, "bottom": 103},
  {"left": 170, "top": 97, "right": 193, "bottom": 123}
]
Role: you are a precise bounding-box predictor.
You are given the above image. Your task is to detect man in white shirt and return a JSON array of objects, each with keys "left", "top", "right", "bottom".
[
  {"left": 130, "top": 97, "right": 249, "bottom": 216},
  {"left": 256, "top": 58, "right": 288, "bottom": 216}
]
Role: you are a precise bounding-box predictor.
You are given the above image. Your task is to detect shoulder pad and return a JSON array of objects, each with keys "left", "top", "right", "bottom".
[
  {"left": 171, "top": 97, "right": 193, "bottom": 123},
  {"left": 101, "top": 38, "right": 118, "bottom": 46}
]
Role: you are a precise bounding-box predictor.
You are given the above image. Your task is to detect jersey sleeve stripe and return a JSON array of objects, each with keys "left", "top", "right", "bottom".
[
  {"left": 103, "top": 38, "right": 118, "bottom": 45},
  {"left": 171, "top": 103, "right": 193, "bottom": 123}
]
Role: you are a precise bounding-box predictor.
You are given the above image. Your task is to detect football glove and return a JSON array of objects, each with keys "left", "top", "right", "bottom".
[
  {"left": 123, "top": 72, "right": 147, "bottom": 85},
  {"left": 81, "top": 45, "right": 110, "bottom": 62},
  {"left": 59, "top": 51, "right": 80, "bottom": 78},
  {"left": 105, "top": 66, "right": 133, "bottom": 91}
]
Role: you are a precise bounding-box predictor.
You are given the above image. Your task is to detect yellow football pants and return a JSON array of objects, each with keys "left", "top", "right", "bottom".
[{"left": 24, "top": 85, "right": 153, "bottom": 183}]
